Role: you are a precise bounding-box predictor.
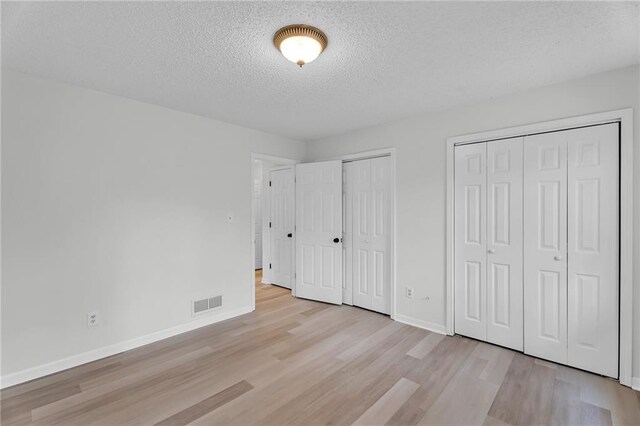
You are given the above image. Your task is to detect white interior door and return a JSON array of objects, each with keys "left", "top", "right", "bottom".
[
  {"left": 295, "top": 161, "right": 343, "bottom": 304},
  {"left": 523, "top": 131, "right": 568, "bottom": 365},
  {"left": 486, "top": 138, "right": 524, "bottom": 351},
  {"left": 270, "top": 167, "right": 294, "bottom": 289},
  {"left": 567, "top": 124, "right": 619, "bottom": 378},
  {"left": 454, "top": 143, "right": 487, "bottom": 341}
]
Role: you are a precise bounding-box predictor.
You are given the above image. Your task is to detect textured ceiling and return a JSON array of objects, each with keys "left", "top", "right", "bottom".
[{"left": 2, "top": 1, "right": 639, "bottom": 141}]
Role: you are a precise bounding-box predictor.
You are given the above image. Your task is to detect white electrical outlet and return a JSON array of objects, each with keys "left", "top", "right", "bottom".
[
  {"left": 405, "top": 287, "right": 414, "bottom": 299},
  {"left": 87, "top": 311, "right": 99, "bottom": 327}
]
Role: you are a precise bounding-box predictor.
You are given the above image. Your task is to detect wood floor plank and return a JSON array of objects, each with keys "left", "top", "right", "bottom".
[
  {"left": 418, "top": 356, "right": 497, "bottom": 425},
  {"left": 385, "top": 402, "right": 426, "bottom": 426},
  {"left": 413, "top": 336, "right": 478, "bottom": 411},
  {"left": 487, "top": 352, "right": 533, "bottom": 424},
  {"left": 406, "top": 332, "right": 445, "bottom": 360},
  {"left": 472, "top": 343, "right": 515, "bottom": 386},
  {"left": 513, "top": 361, "right": 556, "bottom": 425},
  {"left": 482, "top": 414, "right": 512, "bottom": 426},
  {"left": 1, "top": 271, "right": 638, "bottom": 425},
  {"left": 579, "top": 400, "right": 613, "bottom": 426},
  {"left": 339, "top": 322, "right": 406, "bottom": 360},
  {"left": 352, "top": 378, "right": 420, "bottom": 425},
  {"left": 549, "top": 378, "right": 581, "bottom": 426},
  {"left": 153, "top": 380, "right": 253, "bottom": 426}
]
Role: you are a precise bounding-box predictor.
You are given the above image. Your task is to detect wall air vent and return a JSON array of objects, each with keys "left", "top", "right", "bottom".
[{"left": 192, "top": 295, "right": 223, "bottom": 315}]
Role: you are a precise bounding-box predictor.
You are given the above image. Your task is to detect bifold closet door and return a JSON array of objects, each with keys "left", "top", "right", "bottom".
[
  {"left": 454, "top": 143, "right": 487, "bottom": 341},
  {"left": 524, "top": 123, "right": 619, "bottom": 377},
  {"left": 524, "top": 131, "right": 569, "bottom": 365},
  {"left": 566, "top": 124, "right": 619, "bottom": 378},
  {"left": 346, "top": 157, "right": 391, "bottom": 315},
  {"left": 455, "top": 140, "right": 524, "bottom": 350},
  {"left": 486, "top": 138, "right": 524, "bottom": 351}
]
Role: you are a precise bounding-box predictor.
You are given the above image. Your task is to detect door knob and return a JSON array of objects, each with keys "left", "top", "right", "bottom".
[
  {"left": 333, "top": 237, "right": 341, "bottom": 243},
  {"left": 554, "top": 255, "right": 564, "bottom": 261},
  {"left": 287, "top": 233, "right": 292, "bottom": 238},
  {"left": 487, "top": 249, "right": 495, "bottom": 254}
]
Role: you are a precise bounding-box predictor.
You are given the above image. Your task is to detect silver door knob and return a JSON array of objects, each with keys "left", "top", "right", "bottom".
[
  {"left": 487, "top": 249, "right": 495, "bottom": 254},
  {"left": 554, "top": 255, "right": 564, "bottom": 261}
]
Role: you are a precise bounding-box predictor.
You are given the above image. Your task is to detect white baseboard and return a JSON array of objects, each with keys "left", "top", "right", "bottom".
[
  {"left": 0, "top": 305, "right": 253, "bottom": 389},
  {"left": 394, "top": 314, "right": 447, "bottom": 335},
  {"left": 633, "top": 377, "right": 640, "bottom": 391}
]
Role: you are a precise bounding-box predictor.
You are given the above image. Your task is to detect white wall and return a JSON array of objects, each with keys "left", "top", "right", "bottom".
[
  {"left": 1, "top": 71, "right": 305, "bottom": 382},
  {"left": 307, "top": 65, "right": 640, "bottom": 378}
]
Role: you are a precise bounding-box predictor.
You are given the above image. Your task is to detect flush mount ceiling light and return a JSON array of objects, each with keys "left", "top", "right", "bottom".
[{"left": 273, "top": 24, "right": 328, "bottom": 68}]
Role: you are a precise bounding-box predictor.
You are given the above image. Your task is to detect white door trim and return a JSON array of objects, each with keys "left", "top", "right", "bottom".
[
  {"left": 319, "top": 148, "right": 397, "bottom": 320},
  {"left": 250, "top": 153, "right": 299, "bottom": 311},
  {"left": 445, "top": 108, "right": 634, "bottom": 387}
]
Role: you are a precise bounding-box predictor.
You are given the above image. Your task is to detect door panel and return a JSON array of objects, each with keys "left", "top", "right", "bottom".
[
  {"left": 352, "top": 160, "right": 371, "bottom": 309},
  {"left": 270, "top": 167, "right": 294, "bottom": 288},
  {"left": 455, "top": 143, "right": 487, "bottom": 341},
  {"left": 369, "top": 157, "right": 391, "bottom": 314},
  {"left": 254, "top": 180, "right": 262, "bottom": 269},
  {"left": 486, "top": 137, "right": 524, "bottom": 351},
  {"left": 347, "top": 157, "right": 391, "bottom": 314},
  {"left": 567, "top": 124, "right": 619, "bottom": 378},
  {"left": 524, "top": 132, "right": 568, "bottom": 365},
  {"left": 342, "top": 164, "right": 354, "bottom": 305},
  {"left": 295, "top": 161, "right": 343, "bottom": 304}
]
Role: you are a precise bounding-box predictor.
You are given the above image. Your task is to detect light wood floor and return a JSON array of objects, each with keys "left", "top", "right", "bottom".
[{"left": 2, "top": 271, "right": 639, "bottom": 425}]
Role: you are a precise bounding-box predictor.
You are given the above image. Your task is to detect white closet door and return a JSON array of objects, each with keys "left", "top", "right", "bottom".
[
  {"left": 342, "top": 163, "right": 354, "bottom": 305},
  {"left": 567, "top": 124, "right": 619, "bottom": 378},
  {"left": 352, "top": 160, "right": 373, "bottom": 310},
  {"left": 369, "top": 157, "right": 391, "bottom": 314},
  {"left": 270, "top": 167, "right": 294, "bottom": 288},
  {"left": 295, "top": 161, "right": 343, "bottom": 304},
  {"left": 348, "top": 158, "right": 391, "bottom": 314},
  {"left": 486, "top": 138, "right": 524, "bottom": 351},
  {"left": 454, "top": 143, "right": 487, "bottom": 341},
  {"left": 523, "top": 132, "right": 568, "bottom": 365}
]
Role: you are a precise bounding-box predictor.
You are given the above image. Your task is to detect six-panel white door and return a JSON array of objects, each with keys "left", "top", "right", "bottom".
[
  {"left": 295, "top": 161, "right": 343, "bottom": 304},
  {"left": 269, "top": 167, "right": 294, "bottom": 288},
  {"left": 486, "top": 138, "right": 524, "bottom": 351},
  {"left": 454, "top": 143, "right": 487, "bottom": 341},
  {"left": 567, "top": 124, "right": 619, "bottom": 378}
]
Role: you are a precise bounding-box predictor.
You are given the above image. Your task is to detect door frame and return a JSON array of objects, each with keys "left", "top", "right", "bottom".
[
  {"left": 445, "top": 108, "right": 634, "bottom": 387},
  {"left": 321, "top": 148, "right": 397, "bottom": 319},
  {"left": 250, "top": 153, "right": 299, "bottom": 311}
]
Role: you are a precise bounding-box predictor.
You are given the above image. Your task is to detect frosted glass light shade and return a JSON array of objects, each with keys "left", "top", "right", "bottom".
[{"left": 274, "top": 25, "right": 327, "bottom": 68}]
